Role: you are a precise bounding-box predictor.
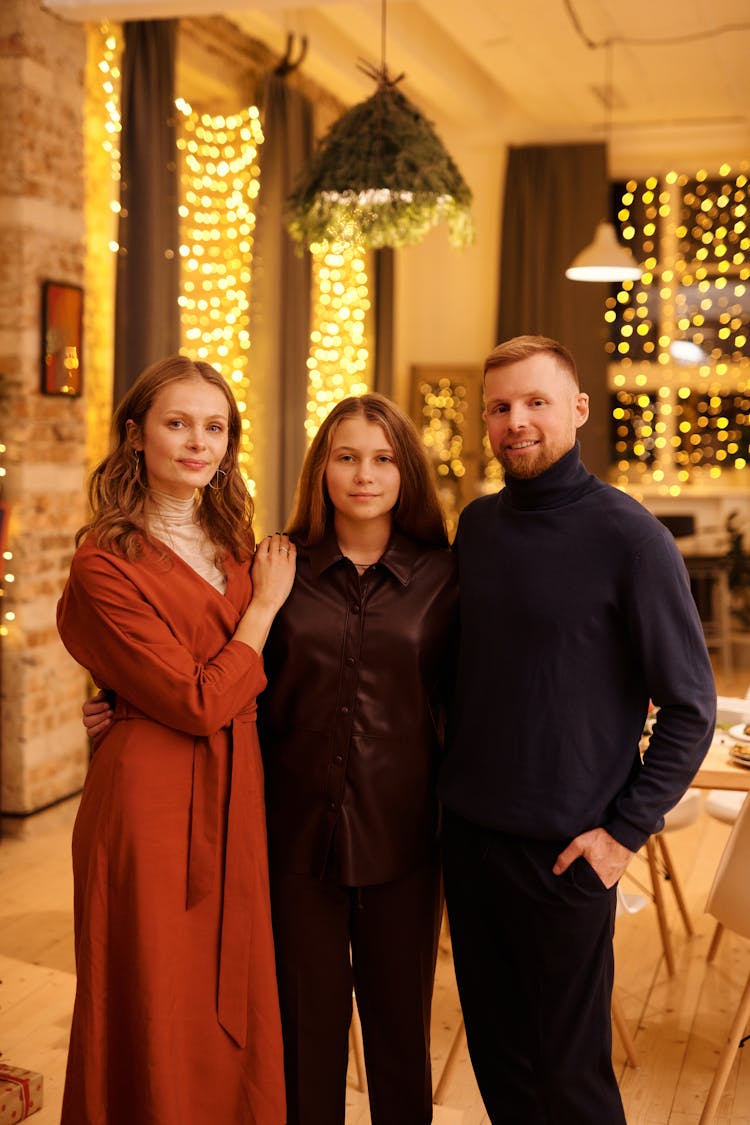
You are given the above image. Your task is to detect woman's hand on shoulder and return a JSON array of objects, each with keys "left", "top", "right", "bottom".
[
  {"left": 250, "top": 533, "right": 297, "bottom": 611},
  {"left": 235, "top": 534, "right": 296, "bottom": 654}
]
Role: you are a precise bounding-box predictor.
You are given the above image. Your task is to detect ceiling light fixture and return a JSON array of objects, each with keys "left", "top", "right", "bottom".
[
  {"left": 566, "top": 220, "right": 644, "bottom": 282},
  {"left": 285, "top": 0, "right": 474, "bottom": 251},
  {"left": 565, "top": 41, "right": 643, "bottom": 283}
]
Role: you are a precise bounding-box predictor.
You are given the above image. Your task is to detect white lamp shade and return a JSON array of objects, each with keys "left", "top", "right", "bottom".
[{"left": 565, "top": 221, "right": 643, "bottom": 282}]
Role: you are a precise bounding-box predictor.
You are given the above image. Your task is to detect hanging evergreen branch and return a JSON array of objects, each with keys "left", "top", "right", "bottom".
[{"left": 285, "top": 70, "right": 474, "bottom": 251}]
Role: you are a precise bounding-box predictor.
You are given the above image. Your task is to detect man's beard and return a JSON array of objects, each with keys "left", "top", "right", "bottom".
[{"left": 498, "top": 444, "right": 556, "bottom": 480}]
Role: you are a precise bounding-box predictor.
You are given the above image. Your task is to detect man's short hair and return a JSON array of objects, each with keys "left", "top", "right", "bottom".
[{"left": 483, "top": 335, "right": 580, "bottom": 389}]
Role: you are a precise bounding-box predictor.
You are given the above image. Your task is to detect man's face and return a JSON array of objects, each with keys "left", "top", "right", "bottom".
[{"left": 483, "top": 352, "right": 589, "bottom": 480}]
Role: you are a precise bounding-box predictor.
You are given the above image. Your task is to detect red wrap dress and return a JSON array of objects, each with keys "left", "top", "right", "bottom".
[{"left": 57, "top": 535, "right": 285, "bottom": 1125}]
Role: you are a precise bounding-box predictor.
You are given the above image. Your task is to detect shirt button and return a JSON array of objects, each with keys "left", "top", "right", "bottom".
[
  {"left": 346, "top": 657, "right": 356, "bottom": 666},
  {"left": 334, "top": 754, "right": 343, "bottom": 765},
  {"left": 329, "top": 801, "right": 337, "bottom": 811},
  {"left": 351, "top": 603, "right": 361, "bottom": 614},
  {"left": 340, "top": 705, "right": 349, "bottom": 715}
]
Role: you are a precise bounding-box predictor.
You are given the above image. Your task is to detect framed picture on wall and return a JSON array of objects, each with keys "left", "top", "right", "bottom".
[
  {"left": 41, "top": 280, "right": 83, "bottom": 396},
  {"left": 409, "top": 363, "right": 491, "bottom": 538}
]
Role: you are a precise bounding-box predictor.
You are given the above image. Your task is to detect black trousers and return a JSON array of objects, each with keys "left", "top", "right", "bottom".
[
  {"left": 270, "top": 860, "right": 442, "bottom": 1125},
  {"left": 442, "top": 813, "right": 626, "bottom": 1125}
]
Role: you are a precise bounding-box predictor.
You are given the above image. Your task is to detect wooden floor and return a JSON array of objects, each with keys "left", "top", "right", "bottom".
[{"left": 2, "top": 675, "right": 750, "bottom": 1123}]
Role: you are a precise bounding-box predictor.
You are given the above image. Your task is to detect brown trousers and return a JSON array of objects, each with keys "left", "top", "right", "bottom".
[{"left": 269, "top": 861, "right": 442, "bottom": 1125}]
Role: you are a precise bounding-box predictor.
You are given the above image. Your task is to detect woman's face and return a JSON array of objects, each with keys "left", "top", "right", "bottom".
[
  {"left": 324, "top": 416, "right": 401, "bottom": 525},
  {"left": 128, "top": 378, "right": 230, "bottom": 499}
]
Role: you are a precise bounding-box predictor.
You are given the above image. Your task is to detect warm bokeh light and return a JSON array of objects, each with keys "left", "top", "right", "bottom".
[
  {"left": 304, "top": 240, "right": 371, "bottom": 440},
  {"left": 85, "top": 22, "right": 122, "bottom": 469},
  {"left": 609, "top": 166, "right": 750, "bottom": 488},
  {"left": 175, "top": 98, "right": 264, "bottom": 493},
  {"left": 0, "top": 442, "right": 12, "bottom": 633}
]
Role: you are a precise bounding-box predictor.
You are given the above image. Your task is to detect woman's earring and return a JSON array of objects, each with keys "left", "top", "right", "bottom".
[
  {"left": 133, "top": 449, "right": 141, "bottom": 470},
  {"left": 208, "top": 467, "right": 227, "bottom": 491}
]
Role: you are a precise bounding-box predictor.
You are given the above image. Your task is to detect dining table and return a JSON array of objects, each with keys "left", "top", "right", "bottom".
[{"left": 691, "top": 730, "right": 750, "bottom": 791}]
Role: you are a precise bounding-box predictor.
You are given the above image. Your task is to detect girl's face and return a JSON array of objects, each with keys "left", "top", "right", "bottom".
[
  {"left": 128, "top": 378, "right": 230, "bottom": 499},
  {"left": 324, "top": 416, "right": 401, "bottom": 525}
]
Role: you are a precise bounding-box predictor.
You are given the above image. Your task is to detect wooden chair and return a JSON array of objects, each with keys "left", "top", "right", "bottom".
[
  {"left": 349, "top": 991, "right": 367, "bottom": 1092},
  {"left": 639, "top": 788, "right": 702, "bottom": 975},
  {"left": 704, "top": 789, "right": 747, "bottom": 963},
  {"left": 611, "top": 990, "right": 640, "bottom": 1069},
  {"left": 699, "top": 795, "right": 750, "bottom": 1123}
]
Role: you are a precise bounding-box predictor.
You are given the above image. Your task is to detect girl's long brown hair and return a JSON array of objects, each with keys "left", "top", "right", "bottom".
[
  {"left": 77, "top": 354, "right": 254, "bottom": 561},
  {"left": 286, "top": 393, "right": 448, "bottom": 548}
]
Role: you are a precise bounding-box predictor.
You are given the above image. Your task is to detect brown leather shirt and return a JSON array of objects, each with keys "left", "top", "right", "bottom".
[{"left": 258, "top": 529, "right": 458, "bottom": 886}]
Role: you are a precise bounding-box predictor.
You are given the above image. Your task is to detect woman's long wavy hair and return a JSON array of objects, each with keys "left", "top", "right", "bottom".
[
  {"left": 286, "top": 393, "right": 448, "bottom": 548},
  {"left": 77, "top": 355, "right": 254, "bottom": 562}
]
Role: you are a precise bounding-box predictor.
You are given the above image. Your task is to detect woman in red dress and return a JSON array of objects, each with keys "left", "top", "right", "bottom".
[{"left": 58, "top": 355, "right": 294, "bottom": 1125}]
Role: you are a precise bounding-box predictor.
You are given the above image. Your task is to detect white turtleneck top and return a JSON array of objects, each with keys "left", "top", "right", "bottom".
[{"left": 145, "top": 491, "right": 227, "bottom": 594}]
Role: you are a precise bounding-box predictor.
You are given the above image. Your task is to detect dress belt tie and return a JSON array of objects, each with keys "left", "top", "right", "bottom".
[
  {"left": 216, "top": 706, "right": 259, "bottom": 1047},
  {"left": 115, "top": 696, "right": 261, "bottom": 1048}
]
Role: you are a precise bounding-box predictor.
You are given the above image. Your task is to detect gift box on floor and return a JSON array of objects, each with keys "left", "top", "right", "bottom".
[{"left": 0, "top": 1065, "right": 43, "bottom": 1123}]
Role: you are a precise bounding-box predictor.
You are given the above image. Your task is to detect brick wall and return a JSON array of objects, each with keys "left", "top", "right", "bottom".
[{"left": 0, "top": 0, "right": 89, "bottom": 819}]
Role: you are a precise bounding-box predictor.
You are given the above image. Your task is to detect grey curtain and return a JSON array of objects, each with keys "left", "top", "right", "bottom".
[
  {"left": 113, "top": 20, "right": 180, "bottom": 402},
  {"left": 249, "top": 72, "right": 314, "bottom": 533},
  {"left": 372, "top": 248, "right": 394, "bottom": 397},
  {"left": 251, "top": 72, "right": 313, "bottom": 534},
  {"left": 497, "top": 143, "right": 610, "bottom": 477}
]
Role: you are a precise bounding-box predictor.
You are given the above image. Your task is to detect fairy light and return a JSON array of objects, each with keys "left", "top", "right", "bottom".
[
  {"left": 410, "top": 377, "right": 466, "bottom": 536},
  {"left": 0, "top": 437, "right": 12, "bottom": 633},
  {"left": 85, "top": 22, "right": 122, "bottom": 469},
  {"left": 175, "top": 98, "right": 264, "bottom": 493},
  {"left": 86, "top": 46, "right": 265, "bottom": 486},
  {"left": 304, "top": 240, "right": 371, "bottom": 440},
  {"left": 610, "top": 165, "right": 750, "bottom": 487},
  {"left": 418, "top": 379, "right": 468, "bottom": 481}
]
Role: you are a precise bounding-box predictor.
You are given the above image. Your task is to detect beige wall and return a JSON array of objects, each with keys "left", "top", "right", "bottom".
[{"left": 393, "top": 143, "right": 506, "bottom": 407}]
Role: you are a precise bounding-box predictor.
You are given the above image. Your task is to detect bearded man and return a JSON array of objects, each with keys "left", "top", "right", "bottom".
[{"left": 439, "top": 334, "right": 715, "bottom": 1125}]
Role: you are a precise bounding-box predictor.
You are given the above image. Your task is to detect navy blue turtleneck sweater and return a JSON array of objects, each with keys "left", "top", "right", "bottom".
[{"left": 438, "top": 444, "right": 716, "bottom": 852}]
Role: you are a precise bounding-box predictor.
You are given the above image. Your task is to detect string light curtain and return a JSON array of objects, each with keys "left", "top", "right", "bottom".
[
  {"left": 84, "top": 22, "right": 122, "bottom": 470},
  {"left": 609, "top": 165, "right": 750, "bottom": 491},
  {"left": 175, "top": 99, "right": 265, "bottom": 494},
  {"left": 87, "top": 23, "right": 376, "bottom": 514},
  {"left": 305, "top": 240, "right": 371, "bottom": 441},
  {"left": 0, "top": 438, "right": 12, "bottom": 637}
]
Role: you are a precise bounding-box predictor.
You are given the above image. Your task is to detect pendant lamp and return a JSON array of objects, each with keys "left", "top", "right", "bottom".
[
  {"left": 565, "top": 42, "right": 642, "bottom": 283},
  {"left": 285, "top": 1, "right": 474, "bottom": 251},
  {"left": 565, "top": 220, "right": 643, "bottom": 282}
]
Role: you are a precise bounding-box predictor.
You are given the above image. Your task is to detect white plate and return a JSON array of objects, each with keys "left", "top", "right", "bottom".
[
  {"left": 728, "top": 724, "right": 750, "bottom": 743},
  {"left": 729, "top": 748, "right": 750, "bottom": 769}
]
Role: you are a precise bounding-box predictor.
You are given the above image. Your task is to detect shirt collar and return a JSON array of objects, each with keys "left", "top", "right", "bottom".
[{"left": 307, "top": 525, "right": 420, "bottom": 587}]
